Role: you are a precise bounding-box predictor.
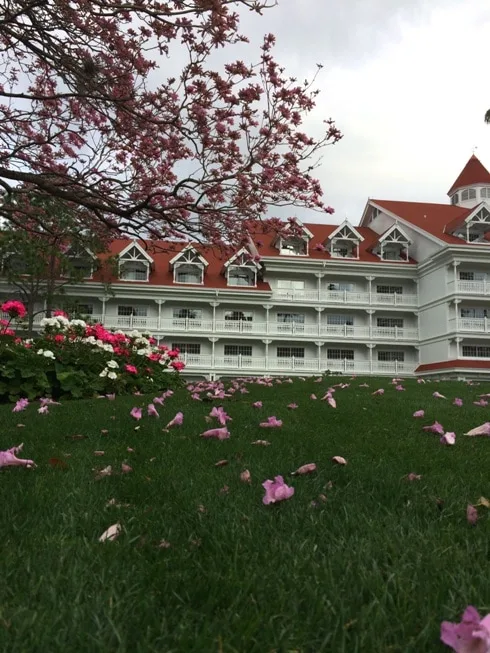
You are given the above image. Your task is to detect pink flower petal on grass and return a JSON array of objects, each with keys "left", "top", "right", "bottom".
[
  {"left": 464, "top": 423, "right": 490, "bottom": 437},
  {"left": 147, "top": 403, "right": 160, "bottom": 418},
  {"left": 433, "top": 391, "right": 446, "bottom": 399},
  {"left": 413, "top": 410, "right": 425, "bottom": 418},
  {"left": 440, "top": 432, "right": 456, "bottom": 446},
  {"left": 372, "top": 388, "right": 384, "bottom": 396},
  {"left": 332, "top": 456, "right": 347, "bottom": 465},
  {"left": 130, "top": 407, "right": 142, "bottom": 420},
  {"left": 252, "top": 401, "right": 262, "bottom": 408},
  {"left": 259, "top": 416, "right": 282, "bottom": 428},
  {"left": 165, "top": 412, "right": 183, "bottom": 429},
  {"left": 453, "top": 397, "right": 463, "bottom": 407},
  {"left": 467, "top": 504, "right": 478, "bottom": 525},
  {"left": 287, "top": 403, "right": 298, "bottom": 409},
  {"left": 406, "top": 473, "right": 422, "bottom": 481},
  {"left": 200, "top": 427, "right": 230, "bottom": 440},
  {"left": 292, "top": 463, "right": 317, "bottom": 475},
  {"left": 121, "top": 463, "right": 132, "bottom": 473},
  {"left": 99, "top": 522, "right": 121, "bottom": 542},
  {"left": 262, "top": 475, "right": 294, "bottom": 505},
  {"left": 251, "top": 439, "right": 271, "bottom": 446},
  {"left": 423, "top": 421, "right": 445, "bottom": 435},
  {"left": 94, "top": 450, "right": 105, "bottom": 456},
  {"left": 0, "top": 443, "right": 36, "bottom": 469},
  {"left": 441, "top": 606, "right": 490, "bottom": 652}
]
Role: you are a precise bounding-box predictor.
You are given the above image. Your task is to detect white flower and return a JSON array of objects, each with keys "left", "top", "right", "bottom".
[
  {"left": 40, "top": 317, "right": 59, "bottom": 328},
  {"left": 136, "top": 347, "right": 152, "bottom": 356},
  {"left": 43, "top": 350, "right": 55, "bottom": 359},
  {"left": 134, "top": 337, "right": 150, "bottom": 346},
  {"left": 69, "top": 319, "right": 86, "bottom": 328},
  {"left": 99, "top": 368, "right": 108, "bottom": 378},
  {"left": 102, "top": 344, "right": 114, "bottom": 353},
  {"left": 128, "top": 330, "right": 142, "bottom": 338},
  {"left": 85, "top": 336, "right": 97, "bottom": 345},
  {"left": 55, "top": 316, "right": 70, "bottom": 326},
  {"left": 107, "top": 371, "right": 117, "bottom": 380},
  {"left": 106, "top": 360, "right": 119, "bottom": 369},
  {"left": 114, "top": 330, "right": 126, "bottom": 336},
  {"left": 95, "top": 339, "right": 105, "bottom": 348},
  {"left": 158, "top": 358, "right": 167, "bottom": 365},
  {"left": 37, "top": 349, "right": 44, "bottom": 355}
]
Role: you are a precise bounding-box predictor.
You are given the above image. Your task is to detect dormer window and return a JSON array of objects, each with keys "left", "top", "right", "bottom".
[
  {"left": 170, "top": 246, "right": 207, "bottom": 285},
  {"left": 481, "top": 189, "right": 490, "bottom": 199},
  {"left": 451, "top": 193, "right": 459, "bottom": 205},
  {"left": 118, "top": 243, "right": 152, "bottom": 282},
  {"left": 224, "top": 248, "right": 260, "bottom": 287},
  {"left": 60, "top": 244, "right": 96, "bottom": 279},
  {"left": 327, "top": 221, "right": 363, "bottom": 259},
  {"left": 279, "top": 237, "right": 307, "bottom": 256},
  {"left": 373, "top": 225, "right": 411, "bottom": 262},
  {"left": 453, "top": 206, "right": 490, "bottom": 243}
]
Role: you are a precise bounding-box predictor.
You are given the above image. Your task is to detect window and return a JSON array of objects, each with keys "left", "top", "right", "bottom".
[
  {"left": 462, "top": 188, "right": 477, "bottom": 201},
  {"left": 327, "top": 314, "right": 354, "bottom": 326},
  {"left": 371, "top": 208, "right": 380, "bottom": 222},
  {"left": 75, "top": 303, "right": 94, "bottom": 316},
  {"left": 327, "top": 349, "right": 354, "bottom": 360},
  {"left": 328, "top": 282, "right": 354, "bottom": 292},
  {"left": 227, "top": 266, "right": 255, "bottom": 287},
  {"left": 376, "top": 285, "right": 403, "bottom": 294},
  {"left": 277, "top": 279, "right": 305, "bottom": 290},
  {"left": 451, "top": 193, "right": 459, "bottom": 205},
  {"left": 224, "top": 311, "right": 253, "bottom": 321},
  {"left": 378, "top": 351, "right": 405, "bottom": 362},
  {"left": 171, "top": 343, "right": 201, "bottom": 355},
  {"left": 461, "top": 308, "right": 487, "bottom": 318},
  {"left": 277, "top": 313, "right": 305, "bottom": 324},
  {"left": 481, "top": 188, "right": 490, "bottom": 199},
  {"left": 117, "top": 305, "right": 148, "bottom": 317},
  {"left": 224, "top": 345, "right": 253, "bottom": 357},
  {"left": 119, "top": 261, "right": 148, "bottom": 281},
  {"left": 279, "top": 238, "right": 307, "bottom": 256},
  {"left": 174, "top": 264, "right": 203, "bottom": 284},
  {"left": 276, "top": 347, "right": 305, "bottom": 358},
  {"left": 459, "top": 271, "right": 486, "bottom": 281},
  {"left": 377, "top": 317, "right": 404, "bottom": 328},
  {"left": 331, "top": 245, "right": 355, "bottom": 258},
  {"left": 173, "top": 308, "right": 202, "bottom": 320}
]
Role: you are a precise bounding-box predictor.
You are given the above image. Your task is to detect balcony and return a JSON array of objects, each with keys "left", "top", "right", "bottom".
[
  {"left": 457, "top": 280, "right": 490, "bottom": 295},
  {"left": 25, "top": 314, "right": 418, "bottom": 341},
  {"left": 451, "top": 317, "right": 490, "bottom": 333},
  {"left": 272, "top": 289, "right": 418, "bottom": 306},
  {"left": 176, "top": 354, "right": 416, "bottom": 375}
]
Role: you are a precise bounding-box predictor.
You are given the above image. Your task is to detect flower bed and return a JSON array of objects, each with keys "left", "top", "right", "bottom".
[{"left": 0, "top": 301, "right": 184, "bottom": 401}]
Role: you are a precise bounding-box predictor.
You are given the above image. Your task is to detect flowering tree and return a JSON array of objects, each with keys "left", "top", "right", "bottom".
[
  {"left": 0, "top": 193, "right": 111, "bottom": 334},
  {"left": 0, "top": 0, "right": 341, "bottom": 246}
]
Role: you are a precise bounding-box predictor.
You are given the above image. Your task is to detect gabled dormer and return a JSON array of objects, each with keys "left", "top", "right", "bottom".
[
  {"left": 224, "top": 248, "right": 261, "bottom": 287},
  {"left": 449, "top": 203, "right": 490, "bottom": 243},
  {"left": 118, "top": 241, "right": 153, "bottom": 282},
  {"left": 63, "top": 243, "right": 97, "bottom": 279},
  {"left": 448, "top": 155, "right": 490, "bottom": 209},
  {"left": 169, "top": 245, "right": 208, "bottom": 284},
  {"left": 326, "top": 220, "right": 364, "bottom": 259},
  {"left": 372, "top": 224, "right": 411, "bottom": 261},
  {"left": 274, "top": 219, "right": 313, "bottom": 256}
]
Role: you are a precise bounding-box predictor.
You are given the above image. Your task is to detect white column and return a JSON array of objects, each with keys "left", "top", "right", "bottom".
[
  {"left": 367, "top": 343, "right": 375, "bottom": 374},
  {"left": 154, "top": 299, "right": 165, "bottom": 331},
  {"left": 262, "top": 339, "right": 271, "bottom": 371},
  {"left": 209, "top": 337, "right": 219, "bottom": 370},
  {"left": 97, "top": 296, "right": 107, "bottom": 324},
  {"left": 366, "top": 309, "right": 375, "bottom": 339},
  {"left": 315, "top": 307, "right": 324, "bottom": 336},
  {"left": 263, "top": 304, "right": 272, "bottom": 335},
  {"left": 315, "top": 272, "right": 325, "bottom": 302},
  {"left": 315, "top": 341, "right": 324, "bottom": 371},
  {"left": 366, "top": 276, "right": 374, "bottom": 306},
  {"left": 210, "top": 301, "right": 219, "bottom": 333}
]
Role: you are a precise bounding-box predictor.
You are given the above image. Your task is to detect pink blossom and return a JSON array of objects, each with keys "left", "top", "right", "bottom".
[
  {"left": 147, "top": 403, "right": 159, "bottom": 418},
  {"left": 262, "top": 476, "right": 295, "bottom": 505},
  {"left": 292, "top": 463, "right": 317, "bottom": 475},
  {"left": 259, "top": 416, "right": 282, "bottom": 428},
  {"left": 252, "top": 401, "right": 262, "bottom": 408},
  {"left": 440, "top": 432, "right": 456, "bottom": 445},
  {"left": 473, "top": 399, "right": 488, "bottom": 407},
  {"left": 310, "top": 394, "right": 317, "bottom": 400},
  {"left": 130, "top": 407, "right": 142, "bottom": 420},
  {"left": 441, "top": 605, "right": 490, "bottom": 651},
  {"left": 372, "top": 388, "right": 384, "bottom": 396},
  {"left": 1, "top": 300, "right": 26, "bottom": 319},
  {"left": 417, "top": 378, "right": 426, "bottom": 384},
  {"left": 165, "top": 412, "right": 183, "bottom": 429},
  {"left": 125, "top": 364, "right": 138, "bottom": 374},
  {"left": 200, "top": 427, "right": 230, "bottom": 440},
  {"left": 433, "top": 391, "right": 447, "bottom": 399},
  {"left": 395, "top": 385, "right": 405, "bottom": 391},
  {"left": 423, "top": 421, "right": 445, "bottom": 435},
  {"left": 464, "top": 423, "right": 490, "bottom": 437},
  {"left": 413, "top": 410, "right": 425, "bottom": 418},
  {"left": 121, "top": 463, "right": 132, "bottom": 473},
  {"left": 240, "top": 469, "right": 251, "bottom": 483},
  {"left": 38, "top": 405, "right": 49, "bottom": 415},
  {"left": 467, "top": 505, "right": 479, "bottom": 526},
  {"left": 287, "top": 403, "right": 298, "bottom": 409},
  {"left": 13, "top": 398, "right": 29, "bottom": 412},
  {"left": 332, "top": 456, "right": 347, "bottom": 465},
  {"left": 0, "top": 443, "right": 36, "bottom": 468},
  {"left": 453, "top": 398, "right": 463, "bottom": 407},
  {"left": 170, "top": 360, "right": 186, "bottom": 371}
]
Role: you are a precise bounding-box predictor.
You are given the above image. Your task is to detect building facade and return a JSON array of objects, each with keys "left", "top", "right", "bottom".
[{"left": 3, "top": 155, "right": 490, "bottom": 379}]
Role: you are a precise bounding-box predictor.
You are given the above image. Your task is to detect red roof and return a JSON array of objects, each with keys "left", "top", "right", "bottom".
[
  {"left": 248, "top": 221, "right": 417, "bottom": 264},
  {"left": 447, "top": 155, "right": 490, "bottom": 195},
  {"left": 416, "top": 359, "right": 490, "bottom": 373},
  {"left": 370, "top": 199, "right": 472, "bottom": 244},
  {"left": 91, "top": 239, "right": 272, "bottom": 291}
]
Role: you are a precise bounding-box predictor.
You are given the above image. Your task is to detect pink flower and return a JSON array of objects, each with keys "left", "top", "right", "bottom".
[
  {"left": 200, "top": 427, "right": 230, "bottom": 440},
  {"left": 125, "top": 364, "right": 138, "bottom": 374},
  {"left": 53, "top": 309, "right": 68, "bottom": 318},
  {"left": 130, "top": 407, "right": 142, "bottom": 420},
  {"left": 442, "top": 606, "right": 490, "bottom": 652},
  {"left": 467, "top": 505, "right": 479, "bottom": 526},
  {"left": 395, "top": 385, "right": 405, "bottom": 391},
  {"left": 147, "top": 403, "right": 159, "bottom": 418},
  {"left": 332, "top": 456, "right": 347, "bottom": 465},
  {"left": 287, "top": 403, "right": 298, "bottom": 409},
  {"left": 474, "top": 399, "right": 488, "bottom": 407},
  {"left": 433, "top": 391, "right": 447, "bottom": 399},
  {"left": 121, "top": 463, "right": 132, "bottom": 474},
  {"left": 262, "top": 476, "right": 295, "bottom": 505},
  {"left": 310, "top": 394, "right": 317, "bottom": 400},
  {"left": 413, "top": 410, "right": 425, "bottom": 418},
  {"left": 423, "top": 421, "right": 445, "bottom": 435},
  {"left": 453, "top": 398, "right": 463, "bottom": 407},
  {"left": 465, "top": 423, "right": 490, "bottom": 437},
  {"left": 0, "top": 443, "right": 36, "bottom": 468},
  {"left": 38, "top": 405, "right": 49, "bottom": 415},
  {"left": 240, "top": 469, "right": 251, "bottom": 483},
  {"left": 1, "top": 300, "right": 26, "bottom": 319},
  {"left": 406, "top": 472, "right": 422, "bottom": 481},
  {"left": 252, "top": 401, "right": 262, "bottom": 408},
  {"left": 165, "top": 412, "right": 183, "bottom": 428},
  {"left": 170, "top": 360, "right": 186, "bottom": 371},
  {"left": 13, "top": 398, "right": 29, "bottom": 412},
  {"left": 372, "top": 388, "right": 384, "bottom": 396},
  {"left": 209, "top": 406, "right": 231, "bottom": 426},
  {"left": 440, "top": 432, "right": 456, "bottom": 445},
  {"left": 259, "top": 416, "right": 282, "bottom": 428},
  {"left": 417, "top": 378, "right": 426, "bottom": 384}
]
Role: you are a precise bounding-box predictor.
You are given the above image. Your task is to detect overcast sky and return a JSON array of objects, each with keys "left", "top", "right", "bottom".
[{"left": 236, "top": 0, "right": 490, "bottom": 225}]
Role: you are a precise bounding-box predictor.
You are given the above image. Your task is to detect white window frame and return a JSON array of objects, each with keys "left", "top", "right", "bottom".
[
  {"left": 174, "top": 263, "right": 204, "bottom": 285},
  {"left": 376, "top": 285, "right": 404, "bottom": 294},
  {"left": 276, "top": 279, "right": 305, "bottom": 291},
  {"left": 224, "top": 310, "right": 253, "bottom": 322},
  {"left": 327, "top": 349, "right": 354, "bottom": 360},
  {"left": 276, "top": 346, "right": 305, "bottom": 358},
  {"left": 171, "top": 342, "right": 201, "bottom": 355},
  {"left": 117, "top": 305, "right": 148, "bottom": 317},
  {"left": 377, "top": 317, "right": 404, "bottom": 328},
  {"left": 462, "top": 188, "right": 477, "bottom": 201},
  {"left": 377, "top": 351, "right": 405, "bottom": 362},
  {"left": 327, "top": 314, "right": 354, "bottom": 326},
  {"left": 461, "top": 308, "right": 487, "bottom": 318},
  {"left": 118, "top": 244, "right": 152, "bottom": 282},
  {"left": 172, "top": 308, "right": 203, "bottom": 320},
  {"left": 223, "top": 344, "right": 253, "bottom": 357},
  {"left": 279, "top": 237, "right": 308, "bottom": 256},
  {"left": 227, "top": 265, "right": 256, "bottom": 287}
]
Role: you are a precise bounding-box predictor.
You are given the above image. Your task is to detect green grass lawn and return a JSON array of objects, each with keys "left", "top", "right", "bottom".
[{"left": 1, "top": 376, "right": 490, "bottom": 652}]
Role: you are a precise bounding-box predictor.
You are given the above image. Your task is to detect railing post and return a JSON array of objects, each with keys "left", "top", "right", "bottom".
[
  {"left": 394, "top": 293, "right": 397, "bottom": 305},
  {"left": 395, "top": 359, "right": 399, "bottom": 374},
  {"left": 485, "top": 317, "right": 488, "bottom": 333},
  {"left": 238, "top": 354, "right": 242, "bottom": 369},
  {"left": 395, "top": 326, "right": 398, "bottom": 340},
  {"left": 130, "top": 314, "right": 134, "bottom": 328}
]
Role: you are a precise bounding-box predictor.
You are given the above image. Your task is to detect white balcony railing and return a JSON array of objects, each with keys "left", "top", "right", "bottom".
[
  {"left": 23, "top": 314, "right": 418, "bottom": 341},
  {"left": 452, "top": 317, "right": 490, "bottom": 333},
  {"left": 176, "top": 354, "right": 416, "bottom": 375},
  {"left": 272, "top": 289, "right": 418, "bottom": 306},
  {"left": 457, "top": 280, "right": 490, "bottom": 295}
]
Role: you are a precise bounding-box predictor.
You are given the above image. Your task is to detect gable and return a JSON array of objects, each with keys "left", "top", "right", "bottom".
[
  {"left": 327, "top": 220, "right": 364, "bottom": 242},
  {"left": 378, "top": 224, "right": 411, "bottom": 244},
  {"left": 118, "top": 241, "right": 154, "bottom": 263},
  {"left": 169, "top": 245, "right": 208, "bottom": 268}
]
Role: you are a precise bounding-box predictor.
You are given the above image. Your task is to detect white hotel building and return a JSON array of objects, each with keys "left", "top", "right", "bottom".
[{"left": 4, "top": 154, "right": 490, "bottom": 379}]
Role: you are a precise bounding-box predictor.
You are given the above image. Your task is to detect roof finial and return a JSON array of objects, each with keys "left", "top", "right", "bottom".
[{"left": 473, "top": 145, "right": 478, "bottom": 155}]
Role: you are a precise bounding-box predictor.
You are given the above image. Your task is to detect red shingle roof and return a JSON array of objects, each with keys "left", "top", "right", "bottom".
[
  {"left": 416, "top": 359, "right": 490, "bottom": 373},
  {"left": 447, "top": 155, "right": 490, "bottom": 195},
  {"left": 370, "top": 199, "right": 472, "bottom": 244}
]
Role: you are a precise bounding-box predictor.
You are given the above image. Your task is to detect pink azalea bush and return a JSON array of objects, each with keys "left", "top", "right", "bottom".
[{"left": 0, "top": 301, "right": 184, "bottom": 401}]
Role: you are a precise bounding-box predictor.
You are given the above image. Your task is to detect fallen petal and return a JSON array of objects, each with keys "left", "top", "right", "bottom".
[
  {"left": 332, "top": 456, "right": 347, "bottom": 465},
  {"left": 240, "top": 469, "right": 251, "bottom": 483},
  {"left": 99, "top": 522, "right": 121, "bottom": 542},
  {"left": 292, "top": 463, "right": 317, "bottom": 475},
  {"left": 467, "top": 504, "right": 478, "bottom": 525}
]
